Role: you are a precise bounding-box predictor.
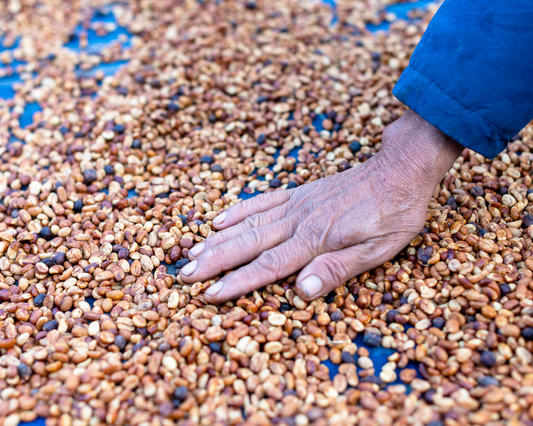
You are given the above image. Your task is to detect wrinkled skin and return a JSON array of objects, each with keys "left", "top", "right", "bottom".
[{"left": 180, "top": 109, "right": 464, "bottom": 303}]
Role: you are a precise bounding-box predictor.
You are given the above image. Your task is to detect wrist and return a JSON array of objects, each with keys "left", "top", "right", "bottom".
[{"left": 377, "top": 109, "right": 464, "bottom": 192}]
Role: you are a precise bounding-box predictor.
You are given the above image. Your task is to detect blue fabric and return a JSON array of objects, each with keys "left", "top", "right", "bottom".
[{"left": 393, "top": 0, "right": 533, "bottom": 159}]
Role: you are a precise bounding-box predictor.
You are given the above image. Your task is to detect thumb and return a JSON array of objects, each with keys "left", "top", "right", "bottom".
[{"left": 295, "top": 243, "right": 386, "bottom": 301}]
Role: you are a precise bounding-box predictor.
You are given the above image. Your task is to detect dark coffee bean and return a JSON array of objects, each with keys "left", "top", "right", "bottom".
[
  {"left": 245, "top": 1, "right": 257, "bottom": 9},
  {"left": 480, "top": 350, "right": 496, "bottom": 368},
  {"left": 59, "top": 126, "right": 69, "bottom": 135},
  {"left": 42, "top": 258, "right": 54, "bottom": 268},
  {"left": 0, "top": 289, "right": 10, "bottom": 302},
  {"left": 523, "top": 214, "right": 533, "bottom": 227},
  {"left": 279, "top": 303, "right": 291, "bottom": 312},
  {"left": 40, "top": 226, "right": 53, "bottom": 240},
  {"left": 498, "top": 186, "right": 508, "bottom": 195},
  {"left": 43, "top": 320, "right": 59, "bottom": 332},
  {"left": 386, "top": 309, "right": 398, "bottom": 323},
  {"left": 286, "top": 181, "right": 298, "bottom": 189},
  {"left": 18, "top": 363, "right": 32, "bottom": 380},
  {"left": 432, "top": 317, "right": 446, "bottom": 329},
  {"left": 302, "top": 126, "right": 310, "bottom": 135},
  {"left": 114, "top": 124, "right": 125, "bottom": 133},
  {"left": 341, "top": 351, "right": 356, "bottom": 365},
  {"left": 74, "top": 131, "right": 84, "bottom": 138},
  {"left": 11, "top": 209, "right": 19, "bottom": 218},
  {"left": 361, "top": 375, "right": 383, "bottom": 387},
  {"left": 500, "top": 283, "right": 511, "bottom": 295},
  {"left": 470, "top": 186, "right": 484, "bottom": 197},
  {"left": 417, "top": 246, "right": 434, "bottom": 265},
  {"left": 209, "top": 342, "right": 222, "bottom": 354},
  {"left": 176, "top": 259, "right": 191, "bottom": 269},
  {"left": 382, "top": 292, "right": 394, "bottom": 305},
  {"left": 132, "top": 341, "right": 145, "bottom": 353},
  {"left": 363, "top": 332, "right": 381, "bottom": 348},
  {"left": 331, "top": 310, "right": 343, "bottom": 322},
  {"left": 173, "top": 386, "right": 189, "bottom": 402},
  {"left": 52, "top": 252, "right": 66, "bottom": 265},
  {"left": 257, "top": 95, "right": 268, "bottom": 103},
  {"left": 132, "top": 139, "right": 142, "bottom": 149},
  {"left": 478, "top": 376, "right": 499, "bottom": 386},
  {"left": 34, "top": 294, "right": 46, "bottom": 307},
  {"left": 291, "top": 328, "right": 303, "bottom": 340},
  {"left": 73, "top": 199, "right": 83, "bottom": 213},
  {"left": 117, "top": 87, "right": 129, "bottom": 95},
  {"left": 423, "top": 389, "right": 436, "bottom": 403},
  {"left": 210, "top": 164, "right": 224, "bottom": 173},
  {"left": 522, "top": 327, "right": 533, "bottom": 341},
  {"left": 324, "top": 292, "right": 335, "bottom": 304},
  {"left": 158, "top": 343, "right": 171, "bottom": 354},
  {"left": 83, "top": 169, "right": 97, "bottom": 185},
  {"left": 118, "top": 248, "right": 129, "bottom": 259},
  {"left": 200, "top": 155, "right": 213, "bottom": 164},
  {"left": 177, "top": 215, "right": 187, "bottom": 226},
  {"left": 338, "top": 161, "right": 351, "bottom": 172},
  {"left": 479, "top": 228, "right": 488, "bottom": 237},
  {"left": 104, "top": 165, "right": 114, "bottom": 175},
  {"left": 349, "top": 141, "right": 361, "bottom": 153},
  {"left": 446, "top": 197, "right": 458, "bottom": 210},
  {"left": 115, "top": 335, "right": 127, "bottom": 350},
  {"left": 256, "top": 134, "right": 266, "bottom": 144},
  {"left": 399, "top": 296, "right": 408, "bottom": 305},
  {"left": 427, "top": 422, "right": 444, "bottom": 426},
  {"left": 270, "top": 179, "right": 282, "bottom": 188}
]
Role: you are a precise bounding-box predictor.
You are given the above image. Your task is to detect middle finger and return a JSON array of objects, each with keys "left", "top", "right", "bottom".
[{"left": 180, "top": 216, "right": 296, "bottom": 283}]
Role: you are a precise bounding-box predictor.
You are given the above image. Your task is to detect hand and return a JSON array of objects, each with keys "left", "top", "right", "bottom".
[{"left": 180, "top": 109, "right": 464, "bottom": 303}]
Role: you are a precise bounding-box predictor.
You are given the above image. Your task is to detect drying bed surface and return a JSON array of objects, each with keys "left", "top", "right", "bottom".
[{"left": 1, "top": 1, "right": 533, "bottom": 426}]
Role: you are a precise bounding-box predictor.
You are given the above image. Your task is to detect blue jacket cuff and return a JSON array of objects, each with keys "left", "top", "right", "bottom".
[{"left": 393, "top": 66, "right": 511, "bottom": 160}]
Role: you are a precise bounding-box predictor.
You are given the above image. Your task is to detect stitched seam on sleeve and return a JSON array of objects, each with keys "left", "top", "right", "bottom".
[{"left": 405, "top": 66, "right": 512, "bottom": 140}]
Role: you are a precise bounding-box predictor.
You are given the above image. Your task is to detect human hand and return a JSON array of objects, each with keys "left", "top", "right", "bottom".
[{"left": 180, "top": 109, "right": 464, "bottom": 303}]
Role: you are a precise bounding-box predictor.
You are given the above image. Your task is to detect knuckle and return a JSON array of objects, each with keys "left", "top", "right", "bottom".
[
  {"left": 321, "top": 255, "right": 350, "bottom": 286},
  {"left": 202, "top": 244, "right": 224, "bottom": 266},
  {"left": 232, "top": 268, "right": 257, "bottom": 295},
  {"left": 242, "top": 212, "right": 266, "bottom": 230},
  {"left": 255, "top": 249, "right": 284, "bottom": 278},
  {"left": 240, "top": 227, "right": 263, "bottom": 249},
  {"left": 210, "top": 229, "right": 231, "bottom": 245}
]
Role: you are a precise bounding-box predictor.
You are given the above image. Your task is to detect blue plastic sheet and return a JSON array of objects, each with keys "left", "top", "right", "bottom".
[{"left": 0, "top": 1, "right": 438, "bottom": 424}]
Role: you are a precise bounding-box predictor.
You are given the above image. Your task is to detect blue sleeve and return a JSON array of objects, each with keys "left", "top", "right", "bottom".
[{"left": 392, "top": 0, "right": 533, "bottom": 159}]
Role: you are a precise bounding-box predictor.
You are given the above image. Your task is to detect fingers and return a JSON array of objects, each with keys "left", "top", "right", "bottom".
[
  {"left": 212, "top": 190, "right": 291, "bottom": 230},
  {"left": 180, "top": 217, "right": 296, "bottom": 283},
  {"left": 190, "top": 204, "right": 288, "bottom": 259},
  {"left": 203, "top": 238, "right": 313, "bottom": 304},
  {"left": 295, "top": 243, "right": 390, "bottom": 301}
]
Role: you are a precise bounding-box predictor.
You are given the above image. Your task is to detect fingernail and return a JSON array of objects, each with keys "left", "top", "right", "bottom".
[
  {"left": 180, "top": 260, "right": 197, "bottom": 277},
  {"left": 206, "top": 281, "right": 224, "bottom": 297},
  {"left": 189, "top": 243, "right": 205, "bottom": 257},
  {"left": 213, "top": 212, "right": 227, "bottom": 226},
  {"left": 300, "top": 275, "right": 323, "bottom": 298}
]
